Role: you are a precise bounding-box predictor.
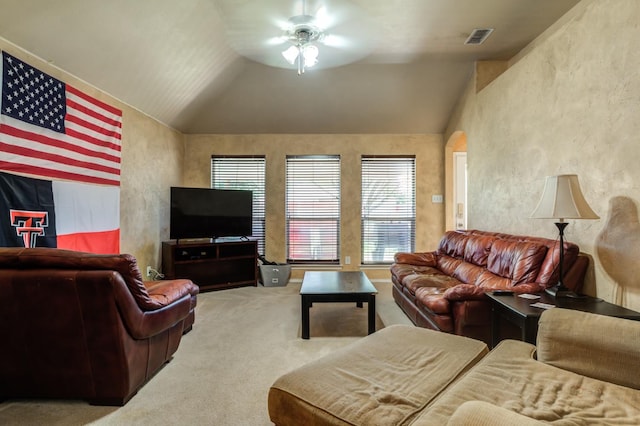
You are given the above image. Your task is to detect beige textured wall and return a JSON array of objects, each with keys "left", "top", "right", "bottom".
[
  {"left": 119, "top": 114, "right": 184, "bottom": 272},
  {"left": 0, "top": 39, "right": 185, "bottom": 273},
  {"left": 184, "top": 134, "right": 445, "bottom": 280},
  {"left": 445, "top": 0, "right": 640, "bottom": 309}
]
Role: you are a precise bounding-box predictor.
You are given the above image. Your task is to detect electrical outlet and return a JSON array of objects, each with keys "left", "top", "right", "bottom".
[
  {"left": 345, "top": 256, "right": 351, "bottom": 265},
  {"left": 146, "top": 266, "right": 152, "bottom": 277}
]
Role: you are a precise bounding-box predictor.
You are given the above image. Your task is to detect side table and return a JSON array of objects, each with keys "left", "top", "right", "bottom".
[{"left": 487, "top": 291, "right": 640, "bottom": 348}]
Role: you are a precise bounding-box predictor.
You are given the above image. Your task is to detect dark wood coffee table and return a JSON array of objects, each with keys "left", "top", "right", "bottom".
[
  {"left": 300, "top": 271, "right": 377, "bottom": 339},
  {"left": 487, "top": 291, "right": 640, "bottom": 348}
]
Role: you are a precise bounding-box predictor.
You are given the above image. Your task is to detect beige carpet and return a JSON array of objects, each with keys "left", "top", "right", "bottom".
[
  {"left": 297, "top": 303, "right": 384, "bottom": 338},
  {"left": 0, "top": 281, "right": 412, "bottom": 426}
]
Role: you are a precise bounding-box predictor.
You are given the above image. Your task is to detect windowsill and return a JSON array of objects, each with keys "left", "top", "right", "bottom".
[
  {"left": 290, "top": 264, "right": 392, "bottom": 270},
  {"left": 290, "top": 264, "right": 341, "bottom": 270}
]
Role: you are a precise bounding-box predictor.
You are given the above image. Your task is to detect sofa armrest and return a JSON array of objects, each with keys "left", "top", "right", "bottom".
[
  {"left": 447, "top": 401, "right": 544, "bottom": 426},
  {"left": 443, "top": 284, "right": 487, "bottom": 301},
  {"left": 393, "top": 251, "right": 437, "bottom": 266},
  {"left": 536, "top": 308, "right": 640, "bottom": 390},
  {"left": 443, "top": 282, "right": 545, "bottom": 301},
  {"left": 512, "top": 282, "right": 546, "bottom": 293}
]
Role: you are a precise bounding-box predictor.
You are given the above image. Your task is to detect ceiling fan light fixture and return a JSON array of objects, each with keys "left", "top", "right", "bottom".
[
  {"left": 281, "top": 15, "right": 324, "bottom": 75},
  {"left": 302, "top": 44, "right": 319, "bottom": 67},
  {"left": 282, "top": 45, "right": 299, "bottom": 65},
  {"left": 224, "top": 0, "right": 375, "bottom": 72}
]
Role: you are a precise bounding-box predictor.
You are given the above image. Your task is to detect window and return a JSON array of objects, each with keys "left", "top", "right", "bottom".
[
  {"left": 286, "top": 155, "right": 340, "bottom": 263},
  {"left": 361, "top": 156, "right": 415, "bottom": 264},
  {"left": 211, "top": 156, "right": 266, "bottom": 254}
]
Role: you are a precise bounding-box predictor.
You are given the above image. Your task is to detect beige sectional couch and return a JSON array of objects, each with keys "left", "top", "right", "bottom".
[{"left": 268, "top": 308, "right": 640, "bottom": 425}]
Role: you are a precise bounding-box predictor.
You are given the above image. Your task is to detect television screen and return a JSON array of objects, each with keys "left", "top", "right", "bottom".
[{"left": 170, "top": 187, "right": 253, "bottom": 240}]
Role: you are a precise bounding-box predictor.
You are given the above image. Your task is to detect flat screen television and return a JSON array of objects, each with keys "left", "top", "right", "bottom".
[{"left": 170, "top": 187, "right": 253, "bottom": 240}]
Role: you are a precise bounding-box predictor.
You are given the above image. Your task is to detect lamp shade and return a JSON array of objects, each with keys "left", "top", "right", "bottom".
[
  {"left": 282, "top": 45, "right": 300, "bottom": 65},
  {"left": 530, "top": 174, "right": 599, "bottom": 220}
]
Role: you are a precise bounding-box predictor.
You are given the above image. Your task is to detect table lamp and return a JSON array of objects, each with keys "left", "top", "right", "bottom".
[{"left": 530, "top": 174, "right": 599, "bottom": 297}]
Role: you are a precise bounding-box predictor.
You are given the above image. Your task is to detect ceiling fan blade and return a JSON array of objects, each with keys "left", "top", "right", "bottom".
[
  {"left": 265, "top": 36, "right": 289, "bottom": 46},
  {"left": 313, "top": 6, "right": 335, "bottom": 30},
  {"left": 320, "top": 34, "right": 349, "bottom": 48}
]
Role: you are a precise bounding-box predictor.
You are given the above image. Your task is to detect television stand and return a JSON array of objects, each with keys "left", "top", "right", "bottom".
[{"left": 162, "top": 239, "right": 258, "bottom": 292}]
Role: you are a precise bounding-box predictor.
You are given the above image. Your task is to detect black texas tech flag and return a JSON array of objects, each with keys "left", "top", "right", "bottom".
[{"left": 0, "top": 171, "right": 57, "bottom": 248}]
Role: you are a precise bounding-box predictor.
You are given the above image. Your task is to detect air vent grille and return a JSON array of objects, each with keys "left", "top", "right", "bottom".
[{"left": 464, "top": 28, "right": 494, "bottom": 45}]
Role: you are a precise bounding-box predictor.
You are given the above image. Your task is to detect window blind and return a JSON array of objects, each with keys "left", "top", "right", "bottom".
[
  {"left": 361, "top": 156, "right": 415, "bottom": 264},
  {"left": 286, "top": 155, "right": 340, "bottom": 263},
  {"left": 211, "top": 156, "right": 266, "bottom": 254}
]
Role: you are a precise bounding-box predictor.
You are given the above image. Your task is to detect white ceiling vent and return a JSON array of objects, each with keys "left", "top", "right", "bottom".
[{"left": 464, "top": 28, "right": 494, "bottom": 45}]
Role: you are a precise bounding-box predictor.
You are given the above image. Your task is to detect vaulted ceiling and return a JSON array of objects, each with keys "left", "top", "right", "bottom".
[{"left": 0, "top": 0, "right": 580, "bottom": 134}]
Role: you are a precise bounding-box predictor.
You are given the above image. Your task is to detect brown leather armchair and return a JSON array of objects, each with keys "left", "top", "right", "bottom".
[{"left": 0, "top": 247, "right": 198, "bottom": 405}]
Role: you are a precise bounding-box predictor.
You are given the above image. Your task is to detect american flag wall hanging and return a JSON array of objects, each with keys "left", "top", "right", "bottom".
[{"left": 0, "top": 51, "right": 122, "bottom": 253}]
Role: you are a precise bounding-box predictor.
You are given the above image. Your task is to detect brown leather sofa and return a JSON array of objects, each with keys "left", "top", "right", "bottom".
[
  {"left": 0, "top": 247, "right": 199, "bottom": 405},
  {"left": 390, "top": 229, "right": 588, "bottom": 344}
]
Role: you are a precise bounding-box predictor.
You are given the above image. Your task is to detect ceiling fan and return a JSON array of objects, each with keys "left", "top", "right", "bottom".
[{"left": 218, "top": 0, "right": 375, "bottom": 74}]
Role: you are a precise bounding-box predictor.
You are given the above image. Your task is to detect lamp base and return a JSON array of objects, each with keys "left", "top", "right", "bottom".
[{"left": 545, "top": 285, "right": 586, "bottom": 299}]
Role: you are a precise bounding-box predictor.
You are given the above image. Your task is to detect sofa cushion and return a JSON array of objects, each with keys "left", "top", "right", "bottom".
[
  {"left": 447, "top": 401, "right": 545, "bottom": 426},
  {"left": 452, "top": 262, "right": 485, "bottom": 285},
  {"left": 462, "top": 234, "right": 494, "bottom": 266},
  {"left": 535, "top": 241, "right": 579, "bottom": 286},
  {"left": 473, "top": 270, "right": 511, "bottom": 290},
  {"left": 411, "top": 339, "right": 640, "bottom": 425},
  {"left": 268, "top": 325, "right": 488, "bottom": 426},
  {"left": 438, "top": 231, "right": 468, "bottom": 258},
  {"left": 486, "top": 240, "right": 548, "bottom": 284},
  {"left": 436, "top": 255, "right": 463, "bottom": 276},
  {"left": 390, "top": 263, "right": 441, "bottom": 287},
  {"left": 405, "top": 273, "right": 462, "bottom": 294},
  {"left": 537, "top": 308, "right": 640, "bottom": 390}
]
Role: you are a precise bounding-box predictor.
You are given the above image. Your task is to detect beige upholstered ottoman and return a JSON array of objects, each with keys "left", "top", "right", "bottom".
[{"left": 268, "top": 324, "right": 488, "bottom": 425}]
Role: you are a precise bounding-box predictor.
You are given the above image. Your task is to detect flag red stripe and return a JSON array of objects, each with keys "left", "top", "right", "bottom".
[
  {"left": 65, "top": 113, "right": 122, "bottom": 141},
  {"left": 57, "top": 229, "right": 120, "bottom": 254},
  {"left": 66, "top": 85, "right": 122, "bottom": 117},
  {"left": 64, "top": 127, "right": 121, "bottom": 153},
  {"left": 1, "top": 123, "right": 121, "bottom": 163},
  {"left": 0, "top": 142, "right": 120, "bottom": 175},
  {"left": 67, "top": 98, "right": 122, "bottom": 130},
  {"left": 0, "top": 160, "right": 119, "bottom": 186}
]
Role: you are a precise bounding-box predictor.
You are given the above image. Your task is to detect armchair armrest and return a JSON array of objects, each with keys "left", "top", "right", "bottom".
[
  {"left": 108, "top": 272, "right": 192, "bottom": 339},
  {"left": 536, "top": 308, "right": 640, "bottom": 390},
  {"left": 393, "top": 251, "right": 437, "bottom": 266},
  {"left": 447, "top": 401, "right": 544, "bottom": 426}
]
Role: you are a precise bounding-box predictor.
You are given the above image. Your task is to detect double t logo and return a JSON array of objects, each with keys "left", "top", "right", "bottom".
[{"left": 10, "top": 210, "right": 48, "bottom": 248}]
